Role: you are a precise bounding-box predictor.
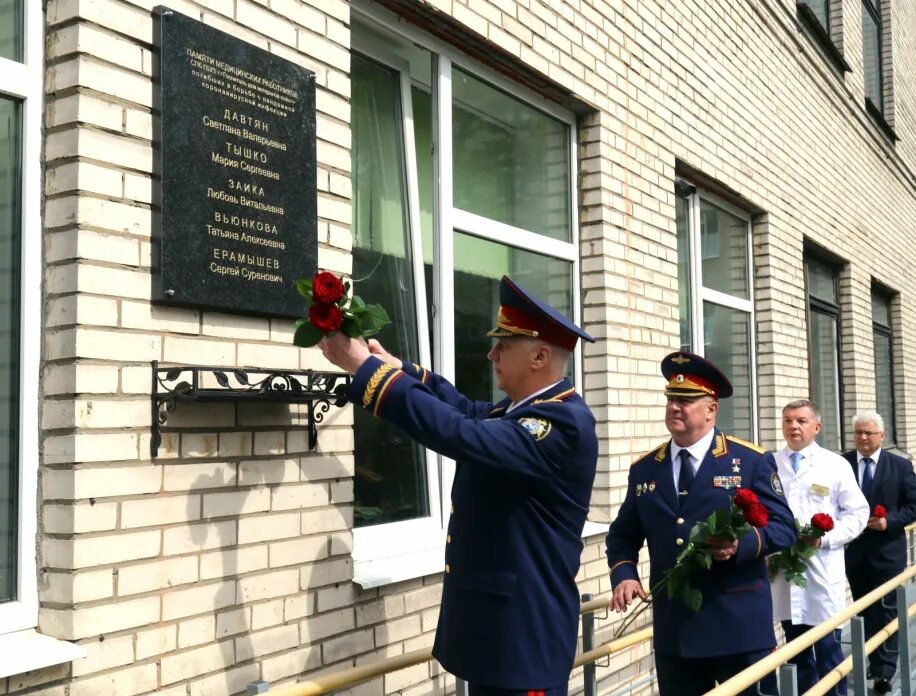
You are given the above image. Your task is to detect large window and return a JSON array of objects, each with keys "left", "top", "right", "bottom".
[
  {"left": 862, "top": 0, "right": 883, "bottom": 112},
  {"left": 350, "top": 10, "right": 579, "bottom": 584},
  {"left": 675, "top": 183, "right": 756, "bottom": 440},
  {"left": 871, "top": 288, "right": 896, "bottom": 445},
  {"left": 0, "top": 0, "right": 40, "bottom": 633},
  {"left": 805, "top": 255, "right": 843, "bottom": 450}
]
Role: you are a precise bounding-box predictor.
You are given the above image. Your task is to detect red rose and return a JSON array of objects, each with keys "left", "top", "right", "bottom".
[
  {"left": 312, "top": 271, "right": 346, "bottom": 303},
  {"left": 811, "top": 512, "right": 834, "bottom": 532},
  {"left": 744, "top": 502, "right": 769, "bottom": 528},
  {"left": 309, "top": 302, "right": 343, "bottom": 332},
  {"left": 874, "top": 504, "right": 887, "bottom": 518},
  {"left": 734, "top": 488, "right": 759, "bottom": 510}
]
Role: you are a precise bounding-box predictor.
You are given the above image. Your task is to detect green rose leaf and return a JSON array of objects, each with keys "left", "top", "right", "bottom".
[
  {"left": 684, "top": 586, "right": 703, "bottom": 613},
  {"left": 293, "top": 322, "right": 323, "bottom": 347},
  {"left": 341, "top": 317, "right": 363, "bottom": 338},
  {"left": 296, "top": 279, "right": 313, "bottom": 299}
]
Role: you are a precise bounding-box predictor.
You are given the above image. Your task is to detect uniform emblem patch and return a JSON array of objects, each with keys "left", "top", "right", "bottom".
[
  {"left": 771, "top": 473, "right": 784, "bottom": 496},
  {"left": 518, "top": 417, "right": 551, "bottom": 441}
]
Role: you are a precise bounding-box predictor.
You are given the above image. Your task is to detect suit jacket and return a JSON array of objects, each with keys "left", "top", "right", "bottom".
[
  {"left": 605, "top": 430, "right": 796, "bottom": 658},
  {"left": 350, "top": 357, "right": 599, "bottom": 688},
  {"left": 843, "top": 449, "right": 916, "bottom": 571}
]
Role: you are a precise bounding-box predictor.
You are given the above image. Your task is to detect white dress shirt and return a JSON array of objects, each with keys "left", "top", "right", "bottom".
[
  {"left": 856, "top": 448, "right": 881, "bottom": 488},
  {"left": 670, "top": 428, "right": 716, "bottom": 493},
  {"left": 770, "top": 442, "right": 869, "bottom": 625}
]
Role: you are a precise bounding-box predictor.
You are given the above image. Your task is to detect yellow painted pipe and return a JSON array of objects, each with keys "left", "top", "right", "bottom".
[{"left": 705, "top": 564, "right": 916, "bottom": 696}]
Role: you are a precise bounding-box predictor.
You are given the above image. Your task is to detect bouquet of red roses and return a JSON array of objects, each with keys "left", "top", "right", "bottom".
[
  {"left": 767, "top": 512, "right": 834, "bottom": 588},
  {"left": 293, "top": 271, "right": 390, "bottom": 348},
  {"left": 614, "top": 488, "right": 768, "bottom": 637}
]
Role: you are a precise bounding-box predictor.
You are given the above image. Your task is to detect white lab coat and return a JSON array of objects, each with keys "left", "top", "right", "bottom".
[{"left": 770, "top": 442, "right": 869, "bottom": 625}]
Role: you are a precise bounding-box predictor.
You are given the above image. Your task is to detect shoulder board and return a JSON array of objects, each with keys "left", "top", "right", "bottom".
[
  {"left": 530, "top": 387, "right": 577, "bottom": 406},
  {"left": 631, "top": 441, "right": 668, "bottom": 466},
  {"left": 725, "top": 435, "right": 765, "bottom": 454}
]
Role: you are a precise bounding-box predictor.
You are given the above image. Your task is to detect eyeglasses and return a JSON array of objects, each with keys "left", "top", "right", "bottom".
[{"left": 854, "top": 430, "right": 882, "bottom": 437}]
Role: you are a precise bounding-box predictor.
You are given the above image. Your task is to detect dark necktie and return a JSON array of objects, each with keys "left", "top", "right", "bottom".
[
  {"left": 678, "top": 449, "right": 694, "bottom": 496},
  {"left": 861, "top": 458, "right": 874, "bottom": 498}
]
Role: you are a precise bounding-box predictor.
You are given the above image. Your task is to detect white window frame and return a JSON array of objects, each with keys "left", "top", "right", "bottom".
[
  {"left": 681, "top": 189, "right": 758, "bottom": 442},
  {"left": 0, "top": 0, "right": 42, "bottom": 635},
  {"left": 351, "top": 1, "right": 581, "bottom": 587}
]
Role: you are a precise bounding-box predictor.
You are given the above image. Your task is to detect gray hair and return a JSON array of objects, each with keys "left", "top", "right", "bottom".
[
  {"left": 783, "top": 399, "right": 822, "bottom": 423},
  {"left": 852, "top": 411, "right": 885, "bottom": 432}
]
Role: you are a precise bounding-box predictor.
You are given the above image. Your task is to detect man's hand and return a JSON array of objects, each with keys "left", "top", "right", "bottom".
[
  {"left": 611, "top": 579, "right": 646, "bottom": 612},
  {"left": 706, "top": 535, "right": 739, "bottom": 562},
  {"left": 319, "top": 332, "right": 372, "bottom": 375},
  {"left": 367, "top": 339, "right": 402, "bottom": 369},
  {"left": 866, "top": 516, "right": 888, "bottom": 531},
  {"left": 799, "top": 536, "right": 823, "bottom": 549}
]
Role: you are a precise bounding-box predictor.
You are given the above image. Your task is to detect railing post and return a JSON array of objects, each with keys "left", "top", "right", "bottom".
[
  {"left": 456, "top": 677, "right": 469, "bottom": 696},
  {"left": 247, "top": 681, "right": 270, "bottom": 695},
  {"left": 582, "top": 593, "right": 597, "bottom": 696},
  {"left": 778, "top": 663, "right": 799, "bottom": 696},
  {"left": 898, "top": 585, "right": 912, "bottom": 696},
  {"left": 851, "top": 616, "right": 868, "bottom": 696}
]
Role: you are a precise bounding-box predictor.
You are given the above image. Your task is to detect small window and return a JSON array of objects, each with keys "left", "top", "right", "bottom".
[
  {"left": 871, "top": 288, "right": 896, "bottom": 445},
  {"left": 862, "top": 0, "right": 883, "bottom": 112},
  {"left": 676, "top": 183, "right": 756, "bottom": 440},
  {"left": 804, "top": 255, "right": 843, "bottom": 450}
]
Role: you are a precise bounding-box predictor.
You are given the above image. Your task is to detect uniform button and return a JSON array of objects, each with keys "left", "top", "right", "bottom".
[
  {"left": 450, "top": 505, "right": 455, "bottom": 514},
  {"left": 676, "top": 538, "right": 684, "bottom": 546},
  {"left": 676, "top": 518, "right": 685, "bottom": 525},
  {"left": 447, "top": 535, "right": 452, "bottom": 543},
  {"left": 445, "top": 564, "right": 451, "bottom": 573}
]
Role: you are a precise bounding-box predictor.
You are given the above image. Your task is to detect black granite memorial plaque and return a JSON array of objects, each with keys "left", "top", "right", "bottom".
[{"left": 156, "top": 6, "right": 317, "bottom": 318}]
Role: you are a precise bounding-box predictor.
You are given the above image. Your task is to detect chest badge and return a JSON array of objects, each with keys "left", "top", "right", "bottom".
[
  {"left": 732, "top": 459, "right": 741, "bottom": 473},
  {"left": 713, "top": 475, "right": 742, "bottom": 489}
]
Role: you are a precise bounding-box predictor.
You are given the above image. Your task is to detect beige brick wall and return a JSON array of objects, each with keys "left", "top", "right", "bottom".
[{"left": 7, "top": 0, "right": 916, "bottom": 694}]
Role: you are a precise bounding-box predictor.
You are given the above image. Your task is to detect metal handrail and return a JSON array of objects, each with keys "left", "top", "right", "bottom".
[{"left": 705, "top": 564, "right": 916, "bottom": 696}]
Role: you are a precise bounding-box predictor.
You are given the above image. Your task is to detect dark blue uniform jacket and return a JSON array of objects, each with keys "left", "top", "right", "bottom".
[
  {"left": 605, "top": 431, "right": 796, "bottom": 657},
  {"left": 349, "top": 356, "right": 599, "bottom": 688},
  {"left": 843, "top": 449, "right": 916, "bottom": 571}
]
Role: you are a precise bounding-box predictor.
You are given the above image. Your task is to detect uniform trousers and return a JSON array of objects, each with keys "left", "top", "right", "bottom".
[
  {"left": 467, "top": 684, "right": 566, "bottom": 696},
  {"left": 655, "top": 648, "right": 778, "bottom": 696},
  {"left": 781, "top": 622, "right": 846, "bottom": 695},
  {"left": 847, "top": 563, "right": 900, "bottom": 680}
]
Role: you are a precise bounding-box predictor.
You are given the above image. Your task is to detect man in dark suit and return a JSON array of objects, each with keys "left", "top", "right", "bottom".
[
  {"left": 843, "top": 411, "right": 916, "bottom": 694},
  {"left": 321, "top": 275, "right": 598, "bottom": 696},
  {"left": 606, "top": 352, "right": 796, "bottom": 696}
]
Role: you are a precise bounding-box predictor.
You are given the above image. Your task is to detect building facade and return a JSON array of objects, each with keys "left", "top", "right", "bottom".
[{"left": 1, "top": 0, "right": 914, "bottom": 693}]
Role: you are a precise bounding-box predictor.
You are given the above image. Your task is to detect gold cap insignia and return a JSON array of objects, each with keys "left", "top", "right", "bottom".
[{"left": 671, "top": 355, "right": 690, "bottom": 364}]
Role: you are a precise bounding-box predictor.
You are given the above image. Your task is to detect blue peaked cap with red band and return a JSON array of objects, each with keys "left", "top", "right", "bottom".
[
  {"left": 661, "top": 351, "right": 733, "bottom": 400},
  {"left": 486, "top": 275, "right": 594, "bottom": 351}
]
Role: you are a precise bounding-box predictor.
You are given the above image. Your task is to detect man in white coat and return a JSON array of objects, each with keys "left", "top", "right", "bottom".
[{"left": 771, "top": 399, "right": 869, "bottom": 696}]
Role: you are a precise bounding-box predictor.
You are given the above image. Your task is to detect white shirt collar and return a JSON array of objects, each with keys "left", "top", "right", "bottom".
[
  {"left": 671, "top": 427, "right": 717, "bottom": 467},
  {"left": 857, "top": 448, "right": 881, "bottom": 465},
  {"left": 506, "top": 380, "right": 564, "bottom": 414},
  {"left": 784, "top": 441, "right": 819, "bottom": 464}
]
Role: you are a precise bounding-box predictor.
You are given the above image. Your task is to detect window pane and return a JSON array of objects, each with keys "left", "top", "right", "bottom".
[
  {"left": 874, "top": 330, "right": 894, "bottom": 444},
  {"left": 703, "top": 303, "right": 752, "bottom": 439},
  {"left": 699, "top": 200, "right": 749, "bottom": 300},
  {"left": 0, "top": 0, "right": 23, "bottom": 62},
  {"left": 871, "top": 290, "right": 890, "bottom": 326},
  {"left": 862, "top": 3, "right": 882, "bottom": 110},
  {"left": 806, "top": 257, "right": 837, "bottom": 304},
  {"left": 0, "top": 97, "right": 21, "bottom": 603},
  {"left": 676, "top": 196, "right": 692, "bottom": 351},
  {"left": 809, "top": 309, "right": 842, "bottom": 450},
  {"left": 453, "top": 233, "right": 572, "bottom": 402},
  {"left": 351, "top": 54, "right": 429, "bottom": 527},
  {"left": 452, "top": 69, "right": 570, "bottom": 242},
  {"left": 807, "top": 0, "right": 829, "bottom": 29}
]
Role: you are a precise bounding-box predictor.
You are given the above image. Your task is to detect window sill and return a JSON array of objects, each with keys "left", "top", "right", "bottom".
[
  {"left": 0, "top": 629, "right": 86, "bottom": 678},
  {"left": 353, "top": 520, "right": 609, "bottom": 589},
  {"left": 865, "top": 97, "right": 899, "bottom": 142},
  {"left": 796, "top": 2, "right": 851, "bottom": 74}
]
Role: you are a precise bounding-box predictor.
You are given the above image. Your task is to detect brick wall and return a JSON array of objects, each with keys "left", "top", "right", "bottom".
[{"left": 5, "top": 0, "right": 916, "bottom": 693}]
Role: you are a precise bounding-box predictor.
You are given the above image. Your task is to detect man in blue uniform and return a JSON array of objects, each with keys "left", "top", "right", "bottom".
[
  {"left": 605, "top": 352, "right": 796, "bottom": 696},
  {"left": 320, "top": 276, "right": 598, "bottom": 696}
]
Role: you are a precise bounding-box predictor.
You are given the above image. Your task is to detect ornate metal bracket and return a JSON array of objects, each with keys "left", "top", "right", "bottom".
[{"left": 150, "top": 361, "right": 351, "bottom": 459}]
